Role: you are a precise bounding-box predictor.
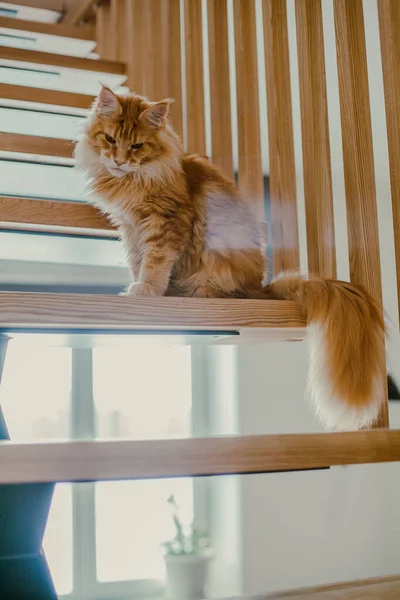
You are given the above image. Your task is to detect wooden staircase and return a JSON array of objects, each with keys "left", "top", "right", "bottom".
[{"left": 1, "top": 3, "right": 400, "bottom": 599}]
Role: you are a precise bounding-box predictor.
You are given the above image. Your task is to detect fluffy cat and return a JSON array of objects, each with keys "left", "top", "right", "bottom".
[{"left": 75, "top": 86, "right": 386, "bottom": 431}]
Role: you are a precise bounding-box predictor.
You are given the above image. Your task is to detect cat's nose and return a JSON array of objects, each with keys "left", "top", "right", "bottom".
[{"left": 114, "top": 159, "right": 124, "bottom": 166}]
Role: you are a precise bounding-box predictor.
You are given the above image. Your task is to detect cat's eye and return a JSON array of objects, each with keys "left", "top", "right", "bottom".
[
  {"left": 131, "top": 142, "right": 143, "bottom": 150},
  {"left": 105, "top": 133, "right": 116, "bottom": 144}
]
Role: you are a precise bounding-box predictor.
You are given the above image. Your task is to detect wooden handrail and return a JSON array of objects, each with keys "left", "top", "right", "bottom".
[{"left": 0, "top": 430, "right": 399, "bottom": 484}]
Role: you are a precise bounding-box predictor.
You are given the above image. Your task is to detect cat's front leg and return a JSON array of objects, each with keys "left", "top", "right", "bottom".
[{"left": 125, "top": 246, "right": 179, "bottom": 297}]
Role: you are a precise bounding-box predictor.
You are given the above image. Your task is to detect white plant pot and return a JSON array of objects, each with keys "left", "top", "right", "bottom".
[{"left": 164, "top": 550, "right": 213, "bottom": 600}]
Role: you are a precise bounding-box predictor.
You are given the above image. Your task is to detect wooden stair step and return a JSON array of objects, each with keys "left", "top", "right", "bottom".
[
  {"left": 0, "top": 45, "right": 126, "bottom": 75},
  {"left": 0, "top": 132, "right": 73, "bottom": 159},
  {"left": 0, "top": 292, "right": 307, "bottom": 338},
  {"left": 264, "top": 575, "right": 400, "bottom": 599},
  {"left": 0, "top": 15, "right": 95, "bottom": 41},
  {"left": 0, "top": 83, "right": 95, "bottom": 110},
  {"left": 0, "top": 196, "right": 117, "bottom": 237},
  {"left": 0, "top": 430, "right": 399, "bottom": 484}
]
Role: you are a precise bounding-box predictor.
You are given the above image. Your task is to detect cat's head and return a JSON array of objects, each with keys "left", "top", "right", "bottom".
[{"left": 77, "top": 86, "right": 182, "bottom": 179}]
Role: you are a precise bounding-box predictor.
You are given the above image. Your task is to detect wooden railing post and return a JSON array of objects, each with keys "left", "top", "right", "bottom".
[
  {"left": 295, "top": 0, "right": 336, "bottom": 278},
  {"left": 262, "top": 0, "right": 300, "bottom": 273},
  {"left": 334, "top": 0, "right": 388, "bottom": 428}
]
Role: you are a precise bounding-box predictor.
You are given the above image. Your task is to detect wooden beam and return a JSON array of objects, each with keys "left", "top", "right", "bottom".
[
  {"left": 0, "top": 84, "right": 95, "bottom": 110},
  {"left": 124, "top": 0, "right": 145, "bottom": 92},
  {"left": 0, "top": 196, "right": 117, "bottom": 237},
  {"left": 268, "top": 575, "right": 400, "bottom": 599},
  {"left": 233, "top": 0, "right": 264, "bottom": 218},
  {"left": 263, "top": 0, "right": 300, "bottom": 273},
  {"left": 0, "top": 15, "right": 95, "bottom": 41},
  {"left": 143, "top": 0, "right": 168, "bottom": 99},
  {"left": 208, "top": 0, "right": 234, "bottom": 180},
  {"left": 0, "top": 45, "right": 126, "bottom": 75},
  {"left": 0, "top": 292, "right": 306, "bottom": 335},
  {"left": 165, "top": 0, "right": 184, "bottom": 140},
  {"left": 295, "top": 0, "right": 336, "bottom": 278},
  {"left": 0, "top": 132, "right": 73, "bottom": 158},
  {"left": 184, "top": 0, "right": 205, "bottom": 154},
  {"left": 0, "top": 430, "right": 399, "bottom": 484},
  {"left": 62, "top": 0, "right": 98, "bottom": 26},
  {"left": 378, "top": 0, "right": 400, "bottom": 324},
  {"left": 95, "top": 0, "right": 112, "bottom": 60},
  {"left": 334, "top": 0, "right": 388, "bottom": 427}
]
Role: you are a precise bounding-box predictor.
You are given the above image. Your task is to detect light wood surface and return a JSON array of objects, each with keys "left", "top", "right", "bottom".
[
  {"left": 0, "top": 430, "right": 399, "bottom": 484},
  {"left": 378, "top": 0, "right": 400, "bottom": 325},
  {"left": 184, "top": 0, "right": 206, "bottom": 154},
  {"left": 62, "top": 0, "right": 98, "bottom": 25},
  {"left": 263, "top": 575, "right": 400, "bottom": 599},
  {"left": 144, "top": 0, "right": 168, "bottom": 100},
  {"left": 295, "top": 0, "right": 336, "bottom": 278},
  {"left": 0, "top": 83, "right": 94, "bottom": 110},
  {"left": 208, "top": 0, "right": 234, "bottom": 180},
  {"left": 233, "top": 0, "right": 264, "bottom": 219},
  {"left": 334, "top": 0, "right": 388, "bottom": 428},
  {"left": 95, "top": 0, "right": 112, "bottom": 60},
  {"left": 165, "top": 0, "right": 184, "bottom": 139},
  {"left": 0, "top": 196, "right": 117, "bottom": 237},
  {"left": 263, "top": 0, "right": 300, "bottom": 274},
  {"left": 0, "top": 15, "right": 95, "bottom": 41},
  {"left": 0, "top": 292, "right": 306, "bottom": 334},
  {"left": 109, "top": 0, "right": 125, "bottom": 61},
  {"left": 0, "top": 45, "right": 126, "bottom": 75},
  {"left": 124, "top": 0, "right": 145, "bottom": 92},
  {"left": 0, "top": 132, "right": 73, "bottom": 158}
]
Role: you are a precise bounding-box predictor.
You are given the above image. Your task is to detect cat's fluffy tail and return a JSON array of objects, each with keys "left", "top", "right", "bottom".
[{"left": 263, "top": 272, "right": 386, "bottom": 431}]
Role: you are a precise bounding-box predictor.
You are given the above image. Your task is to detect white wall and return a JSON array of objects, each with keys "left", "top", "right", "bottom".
[{"left": 236, "top": 344, "right": 400, "bottom": 596}]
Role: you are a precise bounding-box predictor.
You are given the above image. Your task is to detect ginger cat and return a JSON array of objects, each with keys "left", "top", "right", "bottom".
[{"left": 75, "top": 86, "right": 386, "bottom": 432}]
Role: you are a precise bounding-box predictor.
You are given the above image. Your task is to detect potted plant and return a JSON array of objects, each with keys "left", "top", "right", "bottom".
[{"left": 163, "top": 495, "right": 213, "bottom": 600}]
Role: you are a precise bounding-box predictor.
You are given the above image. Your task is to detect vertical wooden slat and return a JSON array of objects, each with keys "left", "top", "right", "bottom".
[
  {"left": 144, "top": 0, "right": 168, "bottom": 100},
  {"left": 95, "top": 1, "right": 112, "bottom": 60},
  {"left": 208, "top": 0, "right": 233, "bottom": 180},
  {"left": 184, "top": 0, "right": 206, "bottom": 154},
  {"left": 233, "top": 0, "right": 264, "bottom": 218},
  {"left": 165, "top": 0, "right": 183, "bottom": 140},
  {"left": 109, "top": 0, "right": 126, "bottom": 61},
  {"left": 334, "top": 0, "right": 388, "bottom": 428},
  {"left": 295, "top": 0, "right": 336, "bottom": 278},
  {"left": 378, "top": 0, "right": 400, "bottom": 323},
  {"left": 125, "top": 0, "right": 145, "bottom": 93},
  {"left": 263, "top": 0, "right": 300, "bottom": 272}
]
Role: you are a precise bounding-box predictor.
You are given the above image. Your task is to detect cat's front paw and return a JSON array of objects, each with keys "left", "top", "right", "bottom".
[{"left": 124, "top": 282, "right": 163, "bottom": 297}]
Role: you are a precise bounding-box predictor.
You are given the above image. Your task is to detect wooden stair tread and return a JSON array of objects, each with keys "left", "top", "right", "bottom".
[
  {"left": 0, "top": 45, "right": 126, "bottom": 75},
  {"left": 0, "top": 196, "right": 118, "bottom": 237},
  {"left": 263, "top": 575, "right": 400, "bottom": 599},
  {"left": 0, "top": 292, "right": 306, "bottom": 336},
  {"left": 0, "top": 84, "right": 95, "bottom": 110},
  {"left": 0, "top": 15, "right": 95, "bottom": 41},
  {"left": 0, "top": 430, "right": 399, "bottom": 484},
  {"left": 0, "top": 132, "right": 73, "bottom": 158}
]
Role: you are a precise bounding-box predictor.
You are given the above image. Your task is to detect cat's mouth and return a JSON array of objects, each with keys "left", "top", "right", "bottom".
[{"left": 107, "top": 166, "right": 129, "bottom": 178}]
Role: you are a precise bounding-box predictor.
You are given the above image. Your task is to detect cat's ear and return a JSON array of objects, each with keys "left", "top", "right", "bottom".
[
  {"left": 139, "top": 100, "right": 173, "bottom": 128},
  {"left": 96, "top": 86, "right": 121, "bottom": 117}
]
